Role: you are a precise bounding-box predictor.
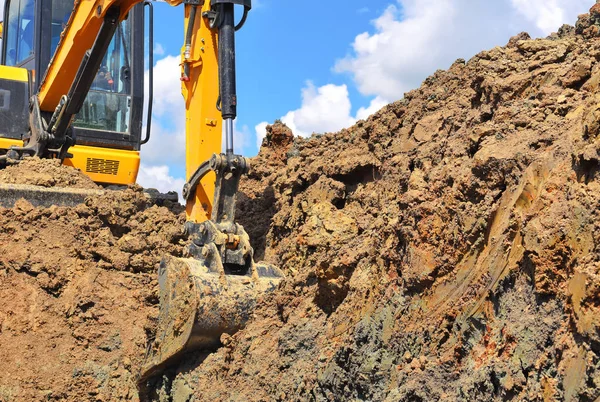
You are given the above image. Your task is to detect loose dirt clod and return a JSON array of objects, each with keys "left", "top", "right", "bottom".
[{"left": 3, "top": 7, "right": 600, "bottom": 402}]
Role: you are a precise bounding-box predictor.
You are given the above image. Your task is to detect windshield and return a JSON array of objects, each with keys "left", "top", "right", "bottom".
[
  {"left": 49, "top": 0, "right": 133, "bottom": 135},
  {"left": 73, "top": 20, "right": 132, "bottom": 134},
  {"left": 4, "top": 0, "right": 35, "bottom": 66}
]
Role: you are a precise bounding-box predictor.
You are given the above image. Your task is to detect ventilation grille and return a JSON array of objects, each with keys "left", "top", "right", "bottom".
[{"left": 86, "top": 158, "right": 120, "bottom": 175}]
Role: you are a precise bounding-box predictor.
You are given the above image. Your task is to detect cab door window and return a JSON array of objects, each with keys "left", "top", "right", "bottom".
[
  {"left": 75, "top": 20, "right": 132, "bottom": 135},
  {"left": 4, "top": 0, "right": 35, "bottom": 66}
]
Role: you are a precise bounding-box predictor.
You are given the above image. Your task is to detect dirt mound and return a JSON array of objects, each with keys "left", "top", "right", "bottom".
[
  {"left": 3, "top": 6, "right": 600, "bottom": 402},
  {"left": 0, "top": 157, "right": 99, "bottom": 189},
  {"left": 0, "top": 186, "right": 185, "bottom": 401},
  {"left": 146, "top": 8, "right": 600, "bottom": 402}
]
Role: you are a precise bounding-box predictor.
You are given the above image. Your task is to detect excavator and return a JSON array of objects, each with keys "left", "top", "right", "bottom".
[{"left": 0, "top": 0, "right": 282, "bottom": 384}]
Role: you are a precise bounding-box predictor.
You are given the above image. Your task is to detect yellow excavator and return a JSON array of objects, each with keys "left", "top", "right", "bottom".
[{"left": 0, "top": 0, "right": 282, "bottom": 383}]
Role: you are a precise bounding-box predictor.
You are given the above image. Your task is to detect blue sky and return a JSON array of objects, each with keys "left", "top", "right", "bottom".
[
  {"left": 151, "top": 1, "right": 389, "bottom": 144},
  {"left": 131, "top": 0, "right": 594, "bottom": 192},
  {"left": 0, "top": 0, "right": 592, "bottom": 192}
]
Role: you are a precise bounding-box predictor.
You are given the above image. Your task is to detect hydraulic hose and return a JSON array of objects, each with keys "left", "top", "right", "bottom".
[{"left": 182, "top": 5, "right": 198, "bottom": 82}]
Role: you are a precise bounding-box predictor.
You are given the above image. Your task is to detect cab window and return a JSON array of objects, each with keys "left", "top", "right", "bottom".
[
  {"left": 4, "top": 0, "right": 35, "bottom": 67},
  {"left": 74, "top": 20, "right": 132, "bottom": 134}
]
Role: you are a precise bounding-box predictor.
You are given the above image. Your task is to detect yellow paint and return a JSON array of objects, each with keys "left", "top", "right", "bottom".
[
  {"left": 0, "top": 65, "right": 29, "bottom": 82},
  {"left": 64, "top": 145, "right": 140, "bottom": 185},
  {"left": 0, "top": 137, "right": 24, "bottom": 149},
  {"left": 181, "top": 2, "right": 222, "bottom": 223}
]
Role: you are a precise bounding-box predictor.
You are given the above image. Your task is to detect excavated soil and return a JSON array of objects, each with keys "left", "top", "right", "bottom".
[
  {"left": 0, "top": 186, "right": 185, "bottom": 401},
  {"left": 3, "top": 6, "right": 600, "bottom": 402},
  {"left": 0, "top": 157, "right": 99, "bottom": 189},
  {"left": 148, "top": 8, "right": 600, "bottom": 402}
]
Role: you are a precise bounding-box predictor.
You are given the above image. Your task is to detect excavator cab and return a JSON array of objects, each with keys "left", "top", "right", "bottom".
[{"left": 0, "top": 0, "right": 151, "bottom": 185}]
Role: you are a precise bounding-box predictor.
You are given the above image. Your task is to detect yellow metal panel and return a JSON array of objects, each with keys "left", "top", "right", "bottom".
[
  {"left": 64, "top": 145, "right": 140, "bottom": 185},
  {"left": 0, "top": 138, "right": 24, "bottom": 149},
  {"left": 0, "top": 66, "right": 29, "bottom": 82},
  {"left": 0, "top": 139, "right": 139, "bottom": 185},
  {"left": 182, "top": 2, "right": 222, "bottom": 223}
]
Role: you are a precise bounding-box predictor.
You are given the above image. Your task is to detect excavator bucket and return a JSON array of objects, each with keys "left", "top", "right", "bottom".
[
  {"left": 138, "top": 153, "right": 285, "bottom": 383},
  {"left": 139, "top": 254, "right": 283, "bottom": 382}
]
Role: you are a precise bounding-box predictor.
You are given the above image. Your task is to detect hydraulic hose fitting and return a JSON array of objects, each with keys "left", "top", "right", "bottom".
[{"left": 181, "top": 4, "right": 198, "bottom": 82}]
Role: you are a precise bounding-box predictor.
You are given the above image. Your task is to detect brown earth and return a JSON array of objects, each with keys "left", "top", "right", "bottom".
[
  {"left": 0, "top": 187, "right": 185, "bottom": 401},
  {"left": 148, "top": 8, "right": 600, "bottom": 402},
  {"left": 0, "top": 157, "right": 99, "bottom": 189},
  {"left": 3, "top": 6, "right": 600, "bottom": 402}
]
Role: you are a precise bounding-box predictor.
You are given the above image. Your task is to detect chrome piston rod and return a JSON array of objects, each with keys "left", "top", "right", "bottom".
[{"left": 225, "top": 117, "right": 234, "bottom": 155}]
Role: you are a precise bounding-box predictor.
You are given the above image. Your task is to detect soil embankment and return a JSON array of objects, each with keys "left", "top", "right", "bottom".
[{"left": 2, "top": 6, "right": 600, "bottom": 402}]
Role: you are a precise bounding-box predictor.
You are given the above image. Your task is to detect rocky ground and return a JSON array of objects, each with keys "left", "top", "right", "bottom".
[
  {"left": 148, "top": 7, "right": 600, "bottom": 402},
  {"left": 3, "top": 5, "right": 600, "bottom": 402}
]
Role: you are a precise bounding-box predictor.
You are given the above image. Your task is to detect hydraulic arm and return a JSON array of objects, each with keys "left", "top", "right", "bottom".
[{"left": 139, "top": 0, "right": 283, "bottom": 382}]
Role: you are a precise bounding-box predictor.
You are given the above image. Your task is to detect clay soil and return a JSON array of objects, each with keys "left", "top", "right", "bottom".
[
  {"left": 0, "top": 185, "right": 185, "bottom": 401},
  {"left": 0, "top": 158, "right": 99, "bottom": 189},
  {"left": 3, "top": 6, "right": 600, "bottom": 402}
]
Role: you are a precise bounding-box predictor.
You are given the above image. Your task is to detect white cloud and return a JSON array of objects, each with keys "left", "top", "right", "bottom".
[
  {"left": 137, "top": 163, "right": 186, "bottom": 197},
  {"left": 153, "top": 43, "right": 166, "bottom": 57},
  {"left": 142, "top": 55, "right": 186, "bottom": 170},
  {"left": 356, "top": 96, "right": 388, "bottom": 121},
  {"left": 146, "top": 55, "right": 185, "bottom": 119},
  {"left": 511, "top": 0, "right": 591, "bottom": 34},
  {"left": 335, "top": 0, "right": 592, "bottom": 101},
  {"left": 280, "top": 81, "right": 356, "bottom": 137},
  {"left": 255, "top": 122, "right": 269, "bottom": 149},
  {"left": 255, "top": 82, "right": 387, "bottom": 144},
  {"left": 139, "top": 55, "right": 187, "bottom": 197}
]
